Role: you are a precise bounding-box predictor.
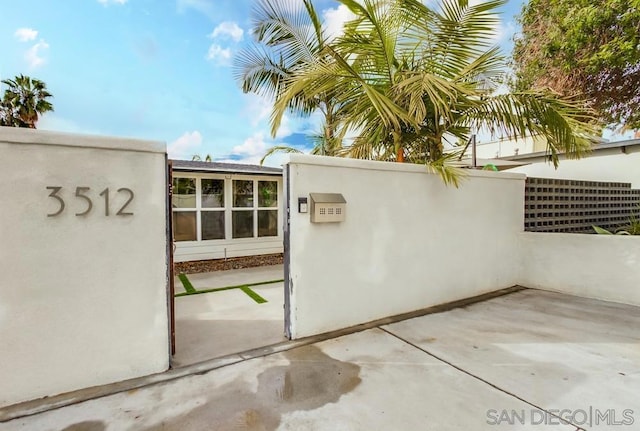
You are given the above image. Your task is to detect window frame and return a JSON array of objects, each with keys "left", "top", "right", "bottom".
[
  {"left": 172, "top": 173, "right": 282, "bottom": 244},
  {"left": 200, "top": 177, "right": 227, "bottom": 241},
  {"left": 231, "top": 177, "right": 280, "bottom": 239},
  {"left": 171, "top": 175, "right": 198, "bottom": 242},
  {"left": 256, "top": 180, "right": 279, "bottom": 238}
]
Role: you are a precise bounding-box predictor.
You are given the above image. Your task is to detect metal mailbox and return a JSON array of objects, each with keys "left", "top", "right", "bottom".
[{"left": 309, "top": 193, "right": 346, "bottom": 223}]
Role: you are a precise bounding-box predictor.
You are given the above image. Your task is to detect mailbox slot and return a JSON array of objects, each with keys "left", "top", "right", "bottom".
[{"left": 309, "top": 193, "right": 346, "bottom": 223}]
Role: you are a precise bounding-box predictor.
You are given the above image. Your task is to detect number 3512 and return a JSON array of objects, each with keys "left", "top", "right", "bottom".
[{"left": 46, "top": 186, "right": 134, "bottom": 217}]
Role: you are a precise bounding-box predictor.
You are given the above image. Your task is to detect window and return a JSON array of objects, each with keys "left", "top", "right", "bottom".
[
  {"left": 232, "top": 210, "right": 253, "bottom": 238},
  {"left": 172, "top": 177, "right": 196, "bottom": 208},
  {"left": 258, "top": 181, "right": 277, "bottom": 207},
  {"left": 201, "top": 179, "right": 225, "bottom": 240},
  {"left": 173, "top": 212, "right": 197, "bottom": 242},
  {"left": 258, "top": 181, "right": 278, "bottom": 237},
  {"left": 233, "top": 180, "right": 254, "bottom": 207},
  {"left": 201, "top": 179, "right": 224, "bottom": 208},
  {"left": 232, "top": 180, "right": 279, "bottom": 238},
  {"left": 232, "top": 180, "right": 253, "bottom": 239},
  {"left": 172, "top": 175, "right": 279, "bottom": 242},
  {"left": 201, "top": 210, "right": 225, "bottom": 240},
  {"left": 258, "top": 209, "right": 277, "bottom": 237},
  {"left": 172, "top": 178, "right": 197, "bottom": 241}
]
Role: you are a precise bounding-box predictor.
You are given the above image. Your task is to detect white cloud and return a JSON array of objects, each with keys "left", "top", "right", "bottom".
[
  {"left": 209, "top": 21, "right": 244, "bottom": 42},
  {"left": 25, "top": 39, "right": 49, "bottom": 69},
  {"left": 15, "top": 27, "right": 49, "bottom": 69},
  {"left": 216, "top": 132, "right": 308, "bottom": 167},
  {"left": 168, "top": 131, "right": 203, "bottom": 159},
  {"left": 205, "top": 21, "right": 243, "bottom": 66},
  {"left": 215, "top": 133, "right": 270, "bottom": 165},
  {"left": 240, "top": 94, "right": 299, "bottom": 140},
  {"left": 97, "top": 0, "right": 128, "bottom": 5},
  {"left": 274, "top": 114, "right": 293, "bottom": 139},
  {"left": 14, "top": 28, "right": 38, "bottom": 42},
  {"left": 492, "top": 20, "right": 516, "bottom": 45},
  {"left": 206, "top": 44, "right": 232, "bottom": 65},
  {"left": 243, "top": 94, "right": 272, "bottom": 127},
  {"left": 231, "top": 133, "right": 267, "bottom": 157},
  {"left": 322, "top": 5, "right": 355, "bottom": 40}
]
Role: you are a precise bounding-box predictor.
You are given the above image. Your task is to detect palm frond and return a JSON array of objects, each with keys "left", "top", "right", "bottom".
[
  {"left": 271, "top": 49, "right": 413, "bottom": 138},
  {"left": 425, "top": 153, "right": 467, "bottom": 187},
  {"left": 461, "top": 91, "right": 598, "bottom": 166},
  {"left": 0, "top": 74, "right": 53, "bottom": 128},
  {"left": 260, "top": 145, "right": 304, "bottom": 165},
  {"left": 406, "top": 0, "right": 506, "bottom": 79},
  {"left": 234, "top": 44, "right": 289, "bottom": 96},
  {"left": 236, "top": 0, "right": 339, "bottom": 137},
  {"left": 250, "top": 0, "right": 597, "bottom": 185}
]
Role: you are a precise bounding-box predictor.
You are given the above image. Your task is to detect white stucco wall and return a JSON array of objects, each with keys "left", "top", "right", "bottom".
[
  {"left": 0, "top": 128, "right": 169, "bottom": 408},
  {"left": 507, "top": 150, "right": 640, "bottom": 188},
  {"left": 286, "top": 155, "right": 526, "bottom": 338},
  {"left": 519, "top": 232, "right": 640, "bottom": 306}
]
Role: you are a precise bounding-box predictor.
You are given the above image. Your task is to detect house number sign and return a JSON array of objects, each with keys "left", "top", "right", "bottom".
[{"left": 46, "top": 186, "right": 135, "bottom": 217}]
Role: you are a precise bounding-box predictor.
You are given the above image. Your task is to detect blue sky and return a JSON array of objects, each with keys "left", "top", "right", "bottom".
[{"left": 1, "top": 0, "right": 525, "bottom": 166}]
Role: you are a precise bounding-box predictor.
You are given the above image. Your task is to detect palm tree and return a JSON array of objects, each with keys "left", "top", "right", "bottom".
[
  {"left": 258, "top": 125, "right": 348, "bottom": 164},
  {"left": 192, "top": 154, "right": 213, "bottom": 162},
  {"left": 271, "top": 0, "right": 598, "bottom": 184},
  {"left": 234, "top": 0, "right": 345, "bottom": 163},
  {"left": 1, "top": 74, "right": 54, "bottom": 128}
]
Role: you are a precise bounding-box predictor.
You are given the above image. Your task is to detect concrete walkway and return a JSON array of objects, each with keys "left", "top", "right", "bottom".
[
  {"left": 3, "top": 289, "right": 639, "bottom": 430},
  {"left": 174, "top": 265, "right": 284, "bottom": 294},
  {"left": 173, "top": 265, "right": 285, "bottom": 366}
]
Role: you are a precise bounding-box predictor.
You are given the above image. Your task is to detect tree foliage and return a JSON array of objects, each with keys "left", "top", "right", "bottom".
[
  {"left": 0, "top": 74, "right": 54, "bottom": 128},
  {"left": 192, "top": 154, "right": 213, "bottom": 162},
  {"left": 512, "top": 0, "right": 640, "bottom": 129},
  {"left": 269, "top": 0, "right": 597, "bottom": 183},
  {"left": 234, "top": 0, "right": 345, "bottom": 161}
]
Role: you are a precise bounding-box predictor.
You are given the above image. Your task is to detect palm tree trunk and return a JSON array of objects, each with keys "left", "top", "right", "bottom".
[
  {"left": 393, "top": 130, "right": 404, "bottom": 163},
  {"left": 324, "top": 102, "right": 333, "bottom": 156},
  {"left": 428, "top": 132, "right": 444, "bottom": 162}
]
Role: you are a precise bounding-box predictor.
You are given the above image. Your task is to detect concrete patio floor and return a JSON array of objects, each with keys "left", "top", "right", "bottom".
[
  {"left": 173, "top": 265, "right": 286, "bottom": 367},
  {"left": 174, "top": 265, "right": 285, "bottom": 294},
  {"left": 3, "top": 289, "right": 639, "bottom": 430}
]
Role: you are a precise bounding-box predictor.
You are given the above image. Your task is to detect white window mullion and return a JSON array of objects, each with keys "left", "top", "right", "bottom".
[
  {"left": 276, "top": 180, "right": 286, "bottom": 236},
  {"left": 225, "top": 176, "right": 232, "bottom": 240},
  {"left": 196, "top": 177, "right": 202, "bottom": 242},
  {"left": 253, "top": 179, "right": 258, "bottom": 238}
]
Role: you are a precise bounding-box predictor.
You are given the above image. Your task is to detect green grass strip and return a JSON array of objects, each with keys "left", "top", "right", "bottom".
[
  {"left": 175, "top": 279, "right": 283, "bottom": 298},
  {"left": 177, "top": 273, "right": 196, "bottom": 294},
  {"left": 240, "top": 286, "right": 268, "bottom": 304}
]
